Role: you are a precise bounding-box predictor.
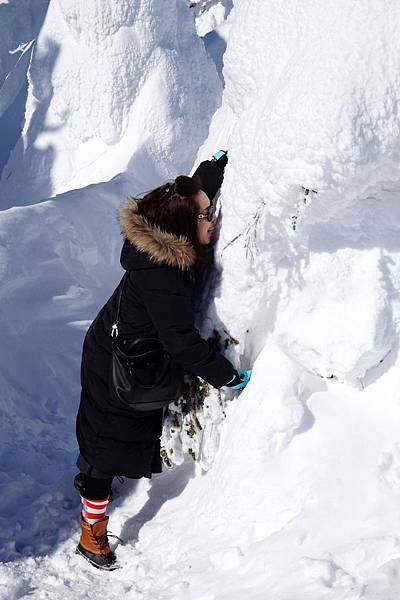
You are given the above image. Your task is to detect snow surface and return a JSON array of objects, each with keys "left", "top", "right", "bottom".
[{"left": 2, "top": 0, "right": 400, "bottom": 598}]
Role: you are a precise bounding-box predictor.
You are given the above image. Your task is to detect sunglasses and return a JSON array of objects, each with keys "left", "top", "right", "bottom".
[{"left": 197, "top": 203, "right": 216, "bottom": 222}]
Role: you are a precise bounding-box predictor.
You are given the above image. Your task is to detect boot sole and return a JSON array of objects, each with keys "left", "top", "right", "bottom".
[{"left": 75, "top": 546, "right": 120, "bottom": 571}]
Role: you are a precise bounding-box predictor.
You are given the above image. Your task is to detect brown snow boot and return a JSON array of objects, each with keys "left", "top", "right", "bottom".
[{"left": 76, "top": 515, "right": 118, "bottom": 570}]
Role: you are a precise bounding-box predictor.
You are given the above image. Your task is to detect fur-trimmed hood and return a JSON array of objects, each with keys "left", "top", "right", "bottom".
[{"left": 119, "top": 199, "right": 196, "bottom": 270}]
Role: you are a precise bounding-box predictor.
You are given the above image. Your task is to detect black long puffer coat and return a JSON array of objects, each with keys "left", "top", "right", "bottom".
[{"left": 76, "top": 162, "right": 235, "bottom": 479}]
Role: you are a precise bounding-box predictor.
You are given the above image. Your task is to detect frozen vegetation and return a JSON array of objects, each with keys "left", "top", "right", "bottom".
[{"left": 1, "top": 0, "right": 400, "bottom": 598}]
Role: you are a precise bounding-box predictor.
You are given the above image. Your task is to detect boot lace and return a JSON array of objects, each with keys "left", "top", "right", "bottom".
[{"left": 90, "top": 530, "right": 124, "bottom": 553}]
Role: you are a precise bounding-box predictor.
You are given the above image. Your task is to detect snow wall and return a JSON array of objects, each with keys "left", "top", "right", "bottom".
[
  {"left": 205, "top": 0, "right": 400, "bottom": 385},
  {"left": 181, "top": 0, "right": 400, "bottom": 595}
]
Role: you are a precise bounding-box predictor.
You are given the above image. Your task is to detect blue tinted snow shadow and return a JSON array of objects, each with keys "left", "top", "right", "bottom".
[
  {"left": 0, "top": 76, "right": 28, "bottom": 178},
  {"left": 1, "top": 40, "right": 62, "bottom": 205},
  {"left": 0, "top": 1, "right": 50, "bottom": 199},
  {"left": 118, "top": 460, "right": 195, "bottom": 545},
  {"left": 203, "top": 30, "right": 227, "bottom": 85}
]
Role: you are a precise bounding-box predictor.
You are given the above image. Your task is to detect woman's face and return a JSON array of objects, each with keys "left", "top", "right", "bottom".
[{"left": 196, "top": 190, "right": 216, "bottom": 245}]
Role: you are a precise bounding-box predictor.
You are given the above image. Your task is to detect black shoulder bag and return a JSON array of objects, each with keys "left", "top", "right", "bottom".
[{"left": 110, "top": 273, "right": 184, "bottom": 411}]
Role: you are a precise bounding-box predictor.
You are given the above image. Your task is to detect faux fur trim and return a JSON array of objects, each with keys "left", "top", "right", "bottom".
[{"left": 119, "top": 199, "right": 196, "bottom": 270}]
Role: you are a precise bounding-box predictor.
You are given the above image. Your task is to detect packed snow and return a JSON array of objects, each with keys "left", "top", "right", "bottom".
[{"left": 2, "top": 0, "right": 400, "bottom": 599}]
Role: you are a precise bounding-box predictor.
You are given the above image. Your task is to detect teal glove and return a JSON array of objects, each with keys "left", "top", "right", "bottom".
[
  {"left": 225, "top": 369, "right": 252, "bottom": 390},
  {"left": 212, "top": 150, "right": 228, "bottom": 168}
]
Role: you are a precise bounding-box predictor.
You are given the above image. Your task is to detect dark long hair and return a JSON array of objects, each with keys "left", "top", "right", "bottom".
[{"left": 136, "top": 174, "right": 205, "bottom": 260}]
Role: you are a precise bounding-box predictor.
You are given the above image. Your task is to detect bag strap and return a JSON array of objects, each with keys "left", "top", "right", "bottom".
[{"left": 111, "top": 272, "right": 129, "bottom": 339}]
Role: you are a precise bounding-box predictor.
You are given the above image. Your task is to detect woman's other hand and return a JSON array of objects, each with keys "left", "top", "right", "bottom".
[{"left": 224, "top": 369, "right": 252, "bottom": 390}]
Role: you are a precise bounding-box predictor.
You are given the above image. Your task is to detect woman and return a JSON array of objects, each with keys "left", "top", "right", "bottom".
[{"left": 74, "top": 151, "right": 251, "bottom": 570}]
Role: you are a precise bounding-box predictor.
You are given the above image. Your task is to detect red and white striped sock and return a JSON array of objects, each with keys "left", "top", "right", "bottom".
[{"left": 81, "top": 496, "right": 109, "bottom": 525}]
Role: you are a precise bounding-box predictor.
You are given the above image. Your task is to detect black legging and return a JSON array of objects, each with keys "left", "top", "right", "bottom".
[{"left": 76, "top": 473, "right": 113, "bottom": 500}]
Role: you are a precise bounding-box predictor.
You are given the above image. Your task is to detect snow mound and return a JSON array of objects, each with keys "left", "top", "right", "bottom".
[
  {"left": 198, "top": 0, "right": 400, "bottom": 387},
  {"left": 0, "top": 173, "right": 137, "bottom": 560},
  {"left": 0, "top": 0, "right": 221, "bottom": 205}
]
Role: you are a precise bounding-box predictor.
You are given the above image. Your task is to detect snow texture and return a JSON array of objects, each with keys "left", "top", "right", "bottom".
[
  {"left": 2, "top": 0, "right": 221, "bottom": 206},
  {"left": 200, "top": 0, "right": 400, "bottom": 387},
  {"left": 2, "top": 0, "right": 400, "bottom": 598},
  {"left": 0, "top": 0, "right": 221, "bottom": 206}
]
